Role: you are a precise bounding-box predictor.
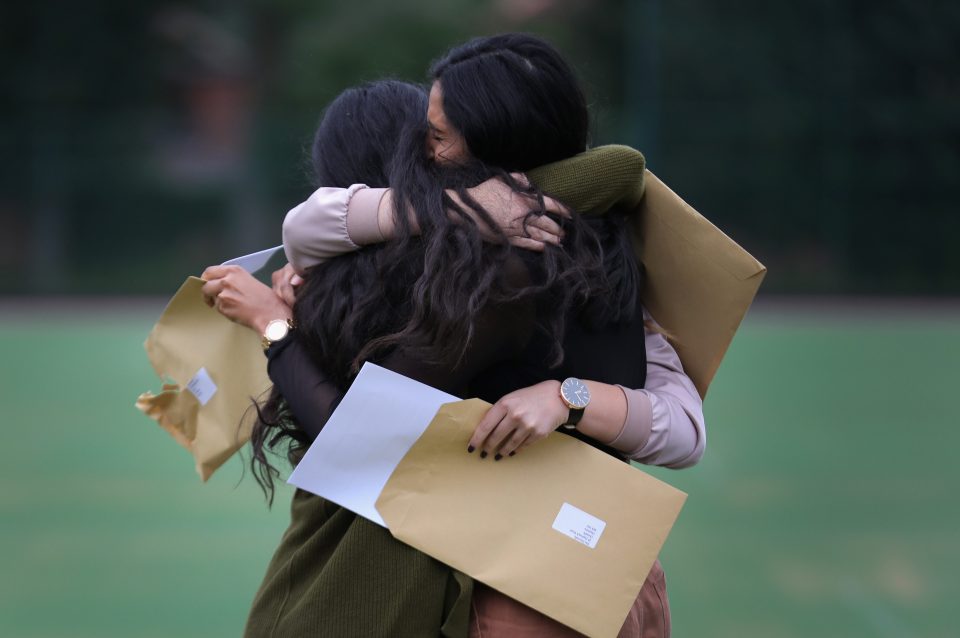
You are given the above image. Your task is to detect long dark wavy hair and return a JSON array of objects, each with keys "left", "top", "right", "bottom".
[
  {"left": 252, "top": 36, "right": 641, "bottom": 500},
  {"left": 249, "top": 81, "right": 427, "bottom": 501},
  {"left": 249, "top": 78, "right": 603, "bottom": 501}
]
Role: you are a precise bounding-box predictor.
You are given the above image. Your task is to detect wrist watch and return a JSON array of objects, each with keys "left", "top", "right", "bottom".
[
  {"left": 261, "top": 318, "right": 295, "bottom": 351},
  {"left": 559, "top": 377, "right": 591, "bottom": 429}
]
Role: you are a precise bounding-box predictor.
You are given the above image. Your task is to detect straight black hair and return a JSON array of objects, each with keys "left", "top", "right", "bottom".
[
  {"left": 310, "top": 80, "right": 426, "bottom": 188},
  {"left": 430, "top": 33, "right": 589, "bottom": 171}
]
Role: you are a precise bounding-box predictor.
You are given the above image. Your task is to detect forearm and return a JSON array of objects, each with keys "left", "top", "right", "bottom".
[
  {"left": 282, "top": 145, "right": 647, "bottom": 270},
  {"left": 626, "top": 387, "right": 704, "bottom": 469},
  {"left": 607, "top": 313, "right": 705, "bottom": 468},
  {"left": 265, "top": 336, "right": 342, "bottom": 441},
  {"left": 573, "top": 382, "right": 703, "bottom": 470},
  {"left": 282, "top": 184, "right": 390, "bottom": 272},
  {"left": 563, "top": 377, "right": 703, "bottom": 470},
  {"left": 569, "top": 380, "right": 630, "bottom": 444},
  {"left": 526, "top": 144, "right": 646, "bottom": 216}
]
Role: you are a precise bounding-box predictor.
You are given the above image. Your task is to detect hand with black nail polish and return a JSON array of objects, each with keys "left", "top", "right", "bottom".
[{"left": 466, "top": 381, "right": 568, "bottom": 461}]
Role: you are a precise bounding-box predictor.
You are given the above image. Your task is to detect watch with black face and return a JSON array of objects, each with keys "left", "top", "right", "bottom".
[{"left": 559, "top": 377, "right": 591, "bottom": 429}]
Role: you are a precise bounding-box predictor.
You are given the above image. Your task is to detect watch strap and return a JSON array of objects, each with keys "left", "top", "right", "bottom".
[{"left": 563, "top": 407, "right": 585, "bottom": 429}]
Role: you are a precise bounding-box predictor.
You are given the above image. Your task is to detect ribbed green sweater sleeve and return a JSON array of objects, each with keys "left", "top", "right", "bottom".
[{"left": 526, "top": 144, "right": 646, "bottom": 216}]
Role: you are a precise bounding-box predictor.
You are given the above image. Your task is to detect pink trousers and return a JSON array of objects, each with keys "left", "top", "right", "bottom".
[{"left": 468, "top": 559, "right": 670, "bottom": 638}]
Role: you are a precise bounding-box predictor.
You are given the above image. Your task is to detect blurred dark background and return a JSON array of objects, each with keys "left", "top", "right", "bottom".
[
  {"left": 2, "top": 0, "right": 958, "bottom": 295},
  {"left": 3, "top": 5, "right": 958, "bottom": 637}
]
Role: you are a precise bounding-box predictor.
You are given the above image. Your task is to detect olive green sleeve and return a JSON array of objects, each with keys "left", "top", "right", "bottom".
[{"left": 526, "top": 144, "right": 646, "bottom": 216}]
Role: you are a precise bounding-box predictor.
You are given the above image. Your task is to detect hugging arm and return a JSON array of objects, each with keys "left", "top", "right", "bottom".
[
  {"left": 266, "top": 301, "right": 534, "bottom": 441},
  {"left": 468, "top": 308, "right": 705, "bottom": 468},
  {"left": 281, "top": 145, "right": 647, "bottom": 273},
  {"left": 229, "top": 260, "right": 538, "bottom": 441},
  {"left": 525, "top": 144, "right": 646, "bottom": 216},
  {"left": 282, "top": 185, "right": 390, "bottom": 272},
  {"left": 282, "top": 180, "right": 568, "bottom": 273},
  {"left": 263, "top": 335, "right": 339, "bottom": 441}
]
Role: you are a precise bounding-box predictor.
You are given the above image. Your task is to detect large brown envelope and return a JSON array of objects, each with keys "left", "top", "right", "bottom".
[
  {"left": 633, "top": 170, "right": 766, "bottom": 398},
  {"left": 135, "top": 277, "right": 270, "bottom": 480},
  {"left": 376, "top": 399, "right": 687, "bottom": 638}
]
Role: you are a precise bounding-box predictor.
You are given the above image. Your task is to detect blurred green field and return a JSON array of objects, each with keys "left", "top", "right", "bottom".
[{"left": 1, "top": 299, "right": 957, "bottom": 638}]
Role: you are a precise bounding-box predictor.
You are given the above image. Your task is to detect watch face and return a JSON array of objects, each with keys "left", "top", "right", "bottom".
[
  {"left": 264, "top": 319, "right": 289, "bottom": 342},
  {"left": 560, "top": 377, "right": 591, "bottom": 409}
]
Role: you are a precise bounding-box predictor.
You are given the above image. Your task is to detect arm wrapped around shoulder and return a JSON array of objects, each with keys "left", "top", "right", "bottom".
[
  {"left": 282, "top": 184, "right": 382, "bottom": 272},
  {"left": 526, "top": 145, "right": 646, "bottom": 216}
]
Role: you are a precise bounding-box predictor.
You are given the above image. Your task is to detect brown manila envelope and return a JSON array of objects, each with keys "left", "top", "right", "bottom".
[
  {"left": 377, "top": 399, "right": 687, "bottom": 638},
  {"left": 135, "top": 277, "right": 270, "bottom": 480},
  {"left": 632, "top": 170, "right": 766, "bottom": 398}
]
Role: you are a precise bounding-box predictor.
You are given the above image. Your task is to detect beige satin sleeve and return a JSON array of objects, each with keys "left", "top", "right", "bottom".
[
  {"left": 282, "top": 184, "right": 389, "bottom": 272},
  {"left": 608, "top": 307, "right": 706, "bottom": 469}
]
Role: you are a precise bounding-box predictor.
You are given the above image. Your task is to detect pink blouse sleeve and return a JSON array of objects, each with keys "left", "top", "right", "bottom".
[
  {"left": 282, "top": 184, "right": 389, "bottom": 273},
  {"left": 606, "top": 307, "right": 706, "bottom": 469}
]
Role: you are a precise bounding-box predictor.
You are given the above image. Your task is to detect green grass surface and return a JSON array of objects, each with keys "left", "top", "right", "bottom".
[{"left": 1, "top": 299, "right": 957, "bottom": 637}]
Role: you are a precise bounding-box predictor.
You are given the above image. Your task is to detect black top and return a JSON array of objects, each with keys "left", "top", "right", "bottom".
[
  {"left": 265, "top": 281, "right": 535, "bottom": 442},
  {"left": 265, "top": 264, "right": 647, "bottom": 458}
]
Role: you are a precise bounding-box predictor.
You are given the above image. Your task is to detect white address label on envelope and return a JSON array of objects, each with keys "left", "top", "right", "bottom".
[
  {"left": 186, "top": 367, "right": 218, "bottom": 406},
  {"left": 552, "top": 502, "right": 606, "bottom": 549}
]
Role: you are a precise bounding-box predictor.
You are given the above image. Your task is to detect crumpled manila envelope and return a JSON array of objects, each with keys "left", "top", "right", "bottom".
[
  {"left": 136, "top": 277, "right": 271, "bottom": 481},
  {"left": 376, "top": 399, "right": 687, "bottom": 638}
]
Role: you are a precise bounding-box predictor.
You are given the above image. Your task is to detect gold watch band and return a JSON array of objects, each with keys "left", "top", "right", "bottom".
[{"left": 261, "top": 318, "right": 295, "bottom": 351}]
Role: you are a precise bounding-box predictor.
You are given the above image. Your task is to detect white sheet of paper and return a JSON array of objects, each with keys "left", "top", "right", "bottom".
[
  {"left": 221, "top": 245, "right": 284, "bottom": 273},
  {"left": 287, "top": 362, "right": 457, "bottom": 526}
]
